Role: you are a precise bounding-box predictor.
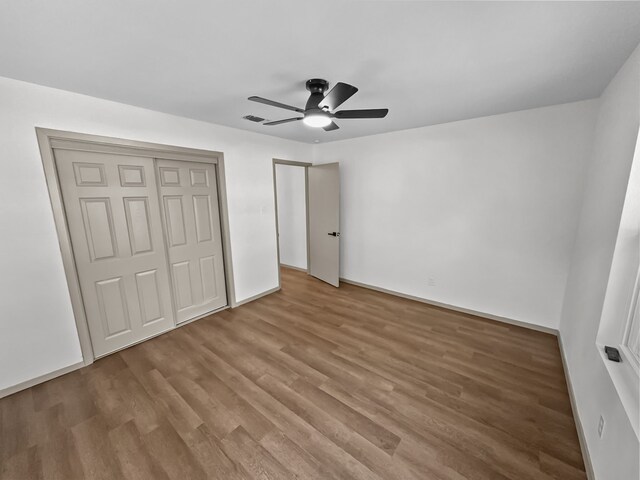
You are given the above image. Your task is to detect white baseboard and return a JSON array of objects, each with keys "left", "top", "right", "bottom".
[
  {"left": 341, "top": 277, "right": 594, "bottom": 476},
  {"left": 0, "top": 361, "right": 84, "bottom": 399},
  {"left": 176, "top": 305, "right": 230, "bottom": 326},
  {"left": 558, "top": 333, "right": 595, "bottom": 480},
  {"left": 340, "top": 277, "right": 558, "bottom": 335},
  {"left": 233, "top": 286, "right": 280, "bottom": 307},
  {"left": 0, "top": 288, "right": 280, "bottom": 399},
  {"left": 280, "top": 263, "right": 308, "bottom": 273}
]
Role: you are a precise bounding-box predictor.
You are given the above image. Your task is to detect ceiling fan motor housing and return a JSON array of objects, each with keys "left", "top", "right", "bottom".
[
  {"left": 305, "top": 79, "right": 329, "bottom": 94},
  {"left": 305, "top": 79, "right": 330, "bottom": 111}
]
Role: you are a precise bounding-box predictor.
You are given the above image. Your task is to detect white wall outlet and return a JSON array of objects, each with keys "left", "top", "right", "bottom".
[
  {"left": 598, "top": 415, "right": 605, "bottom": 437},
  {"left": 428, "top": 277, "right": 436, "bottom": 287}
]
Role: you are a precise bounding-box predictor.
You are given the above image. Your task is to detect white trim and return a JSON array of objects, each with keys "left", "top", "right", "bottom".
[
  {"left": 176, "top": 305, "right": 230, "bottom": 326},
  {"left": 598, "top": 343, "right": 640, "bottom": 439},
  {"left": 622, "top": 266, "right": 640, "bottom": 369},
  {"left": 339, "top": 277, "right": 558, "bottom": 335},
  {"left": 36, "top": 129, "right": 96, "bottom": 365},
  {"left": 272, "top": 159, "right": 312, "bottom": 290},
  {"left": 619, "top": 343, "right": 640, "bottom": 373},
  {"left": 0, "top": 305, "right": 233, "bottom": 398},
  {"left": 214, "top": 157, "right": 238, "bottom": 308},
  {"left": 0, "top": 361, "right": 84, "bottom": 399},
  {"left": 280, "top": 263, "right": 308, "bottom": 273},
  {"left": 233, "top": 286, "right": 281, "bottom": 307},
  {"left": 559, "top": 333, "right": 596, "bottom": 480}
]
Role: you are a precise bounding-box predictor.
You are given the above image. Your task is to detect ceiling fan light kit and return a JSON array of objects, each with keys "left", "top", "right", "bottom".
[
  {"left": 248, "top": 78, "right": 389, "bottom": 132},
  {"left": 303, "top": 114, "right": 331, "bottom": 128}
]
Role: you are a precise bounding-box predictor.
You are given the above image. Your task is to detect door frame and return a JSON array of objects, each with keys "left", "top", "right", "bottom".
[
  {"left": 272, "top": 158, "right": 312, "bottom": 288},
  {"left": 36, "top": 128, "right": 237, "bottom": 365}
]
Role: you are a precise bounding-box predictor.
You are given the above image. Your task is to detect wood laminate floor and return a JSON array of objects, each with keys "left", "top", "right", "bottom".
[{"left": 1, "top": 267, "right": 586, "bottom": 479}]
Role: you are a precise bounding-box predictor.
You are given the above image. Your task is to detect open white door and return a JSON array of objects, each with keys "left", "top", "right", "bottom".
[{"left": 308, "top": 163, "right": 340, "bottom": 287}]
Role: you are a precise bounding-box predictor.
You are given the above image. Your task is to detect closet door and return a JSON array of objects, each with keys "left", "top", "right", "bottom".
[
  {"left": 55, "top": 149, "right": 175, "bottom": 357},
  {"left": 157, "top": 159, "right": 228, "bottom": 323}
]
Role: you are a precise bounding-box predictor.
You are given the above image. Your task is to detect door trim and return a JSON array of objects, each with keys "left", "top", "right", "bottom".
[
  {"left": 36, "top": 128, "right": 237, "bottom": 366},
  {"left": 272, "top": 158, "right": 312, "bottom": 289}
]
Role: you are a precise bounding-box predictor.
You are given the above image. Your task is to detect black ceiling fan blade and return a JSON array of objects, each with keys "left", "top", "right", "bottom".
[
  {"left": 334, "top": 108, "right": 389, "bottom": 119},
  {"left": 323, "top": 121, "right": 340, "bottom": 131},
  {"left": 248, "top": 96, "right": 304, "bottom": 113},
  {"left": 318, "top": 82, "right": 358, "bottom": 111},
  {"left": 263, "top": 117, "right": 303, "bottom": 126}
]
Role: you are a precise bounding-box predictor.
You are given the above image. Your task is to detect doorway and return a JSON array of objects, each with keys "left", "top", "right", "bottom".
[
  {"left": 273, "top": 159, "right": 311, "bottom": 284},
  {"left": 37, "top": 128, "right": 235, "bottom": 364},
  {"left": 273, "top": 159, "right": 341, "bottom": 288}
]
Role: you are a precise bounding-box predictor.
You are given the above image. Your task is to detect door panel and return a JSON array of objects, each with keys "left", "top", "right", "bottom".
[
  {"left": 200, "top": 255, "right": 218, "bottom": 301},
  {"left": 123, "top": 197, "right": 153, "bottom": 255},
  {"left": 157, "top": 159, "right": 228, "bottom": 322},
  {"left": 135, "top": 269, "right": 165, "bottom": 325},
  {"left": 118, "top": 165, "right": 146, "bottom": 186},
  {"left": 95, "top": 276, "right": 131, "bottom": 337},
  {"left": 193, "top": 195, "right": 213, "bottom": 242},
  {"left": 163, "top": 196, "right": 188, "bottom": 246},
  {"left": 74, "top": 162, "right": 107, "bottom": 186},
  {"left": 172, "top": 261, "right": 194, "bottom": 310},
  {"left": 55, "top": 149, "right": 175, "bottom": 357},
  {"left": 308, "top": 163, "right": 340, "bottom": 287},
  {"left": 80, "top": 198, "right": 118, "bottom": 260}
]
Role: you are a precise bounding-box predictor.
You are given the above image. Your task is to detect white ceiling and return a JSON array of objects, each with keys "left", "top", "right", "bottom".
[{"left": 1, "top": 1, "right": 639, "bottom": 144}]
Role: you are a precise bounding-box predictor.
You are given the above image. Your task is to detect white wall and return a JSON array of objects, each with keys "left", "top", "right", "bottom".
[
  {"left": 0, "top": 76, "right": 312, "bottom": 392},
  {"left": 313, "top": 100, "right": 598, "bottom": 330},
  {"left": 559, "top": 44, "right": 640, "bottom": 480},
  {"left": 275, "top": 164, "right": 307, "bottom": 270}
]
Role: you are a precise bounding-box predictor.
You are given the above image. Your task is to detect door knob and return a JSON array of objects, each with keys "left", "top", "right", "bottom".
[{"left": 327, "top": 232, "right": 340, "bottom": 237}]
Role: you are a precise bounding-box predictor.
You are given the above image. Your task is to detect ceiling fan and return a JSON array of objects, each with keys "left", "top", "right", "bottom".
[{"left": 248, "top": 79, "right": 389, "bottom": 131}]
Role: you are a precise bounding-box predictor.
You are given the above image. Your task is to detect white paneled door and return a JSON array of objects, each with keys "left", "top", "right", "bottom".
[
  {"left": 157, "top": 159, "right": 228, "bottom": 323},
  {"left": 55, "top": 150, "right": 175, "bottom": 357}
]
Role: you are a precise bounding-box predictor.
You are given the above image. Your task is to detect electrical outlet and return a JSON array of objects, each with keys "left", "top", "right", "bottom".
[
  {"left": 598, "top": 415, "right": 605, "bottom": 438},
  {"left": 428, "top": 277, "right": 436, "bottom": 287}
]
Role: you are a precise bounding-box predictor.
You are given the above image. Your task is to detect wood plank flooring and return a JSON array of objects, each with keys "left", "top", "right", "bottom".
[{"left": 0, "top": 267, "right": 586, "bottom": 479}]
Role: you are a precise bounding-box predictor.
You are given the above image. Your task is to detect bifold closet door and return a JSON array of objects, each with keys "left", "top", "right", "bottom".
[
  {"left": 55, "top": 149, "right": 175, "bottom": 357},
  {"left": 157, "top": 159, "right": 228, "bottom": 323}
]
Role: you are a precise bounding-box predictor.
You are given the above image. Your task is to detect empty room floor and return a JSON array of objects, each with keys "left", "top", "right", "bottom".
[{"left": 0, "top": 267, "right": 586, "bottom": 480}]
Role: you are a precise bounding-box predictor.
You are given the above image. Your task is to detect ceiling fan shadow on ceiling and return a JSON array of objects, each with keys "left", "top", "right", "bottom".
[{"left": 247, "top": 79, "right": 389, "bottom": 131}]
